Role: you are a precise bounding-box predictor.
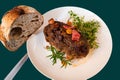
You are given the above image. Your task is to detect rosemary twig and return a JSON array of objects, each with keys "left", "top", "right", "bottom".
[{"left": 46, "top": 46, "right": 71, "bottom": 68}]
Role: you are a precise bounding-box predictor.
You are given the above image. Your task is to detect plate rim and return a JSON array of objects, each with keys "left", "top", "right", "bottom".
[{"left": 27, "top": 6, "right": 113, "bottom": 80}]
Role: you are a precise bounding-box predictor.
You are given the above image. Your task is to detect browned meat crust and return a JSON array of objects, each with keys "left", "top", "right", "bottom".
[{"left": 44, "top": 21, "right": 89, "bottom": 59}]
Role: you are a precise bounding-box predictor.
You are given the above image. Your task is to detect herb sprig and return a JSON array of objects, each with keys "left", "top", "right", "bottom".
[
  {"left": 68, "top": 10, "right": 100, "bottom": 48},
  {"left": 47, "top": 46, "right": 71, "bottom": 68}
]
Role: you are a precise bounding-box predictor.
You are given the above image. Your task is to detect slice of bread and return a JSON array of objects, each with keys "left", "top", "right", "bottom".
[{"left": 0, "top": 5, "right": 44, "bottom": 51}]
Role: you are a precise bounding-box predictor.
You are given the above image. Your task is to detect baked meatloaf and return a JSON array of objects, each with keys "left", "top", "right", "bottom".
[{"left": 44, "top": 19, "right": 89, "bottom": 59}]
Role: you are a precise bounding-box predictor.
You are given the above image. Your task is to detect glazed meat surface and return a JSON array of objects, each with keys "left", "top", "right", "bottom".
[{"left": 44, "top": 21, "right": 89, "bottom": 59}]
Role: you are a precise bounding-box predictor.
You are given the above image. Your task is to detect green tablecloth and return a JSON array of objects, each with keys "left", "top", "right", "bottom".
[{"left": 0, "top": 0, "right": 119, "bottom": 80}]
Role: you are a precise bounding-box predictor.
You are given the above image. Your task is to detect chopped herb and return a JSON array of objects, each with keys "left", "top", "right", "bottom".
[
  {"left": 47, "top": 46, "right": 71, "bottom": 68},
  {"left": 68, "top": 10, "right": 100, "bottom": 48}
]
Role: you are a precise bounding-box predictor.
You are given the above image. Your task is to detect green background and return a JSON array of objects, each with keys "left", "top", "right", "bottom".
[{"left": 0, "top": 0, "right": 119, "bottom": 80}]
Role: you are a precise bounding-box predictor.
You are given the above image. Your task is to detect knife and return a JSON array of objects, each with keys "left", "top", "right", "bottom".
[{"left": 4, "top": 54, "right": 28, "bottom": 80}]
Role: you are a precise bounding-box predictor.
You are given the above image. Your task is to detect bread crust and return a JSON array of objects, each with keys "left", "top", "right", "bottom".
[
  {"left": 0, "top": 5, "right": 44, "bottom": 51},
  {"left": 0, "top": 26, "right": 6, "bottom": 42}
]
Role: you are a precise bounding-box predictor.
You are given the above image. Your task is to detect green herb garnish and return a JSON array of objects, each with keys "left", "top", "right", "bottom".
[
  {"left": 47, "top": 46, "right": 71, "bottom": 68},
  {"left": 68, "top": 10, "right": 100, "bottom": 48}
]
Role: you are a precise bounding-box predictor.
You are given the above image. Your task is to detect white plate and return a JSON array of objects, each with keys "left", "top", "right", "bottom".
[{"left": 27, "top": 6, "right": 112, "bottom": 80}]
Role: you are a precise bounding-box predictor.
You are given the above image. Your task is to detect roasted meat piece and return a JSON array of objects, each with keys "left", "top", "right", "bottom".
[{"left": 44, "top": 19, "right": 89, "bottom": 59}]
